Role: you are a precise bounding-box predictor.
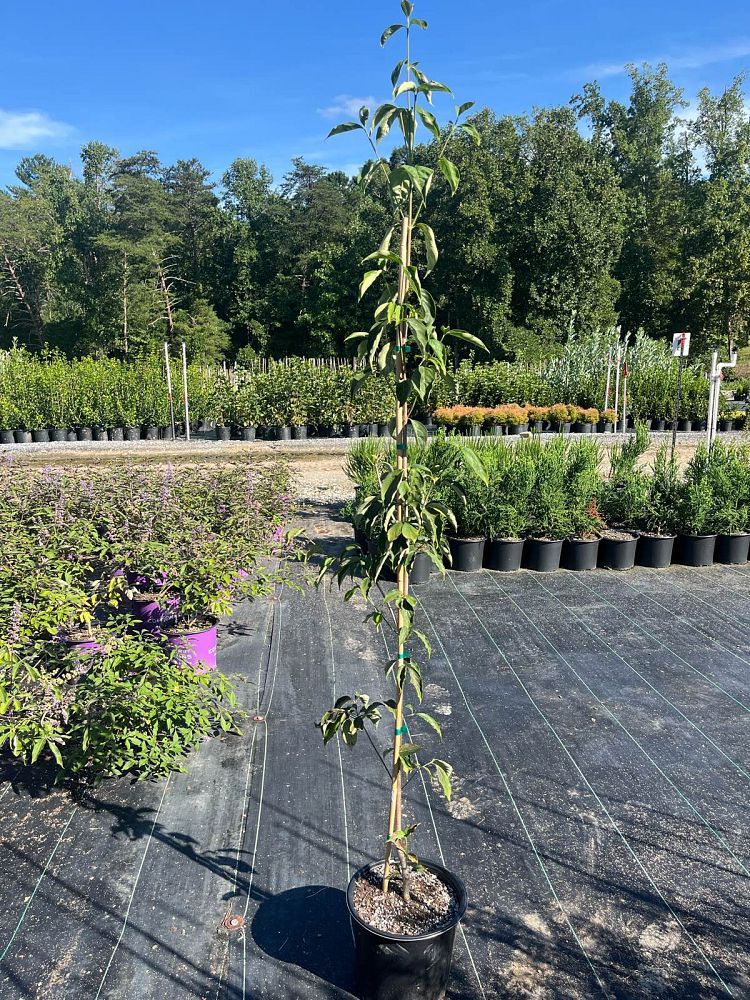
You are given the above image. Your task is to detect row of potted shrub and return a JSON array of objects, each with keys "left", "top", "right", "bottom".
[
  {"left": 433, "top": 404, "right": 748, "bottom": 436},
  {"left": 346, "top": 432, "right": 750, "bottom": 580}
]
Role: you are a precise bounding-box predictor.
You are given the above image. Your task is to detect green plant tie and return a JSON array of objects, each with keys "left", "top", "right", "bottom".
[
  {"left": 395, "top": 344, "right": 412, "bottom": 353},
  {"left": 395, "top": 725, "right": 409, "bottom": 736},
  {"left": 398, "top": 651, "right": 411, "bottom": 659},
  {"left": 396, "top": 442, "right": 408, "bottom": 453}
]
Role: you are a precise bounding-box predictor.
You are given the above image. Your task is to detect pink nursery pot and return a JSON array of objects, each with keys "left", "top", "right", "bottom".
[{"left": 166, "top": 619, "right": 218, "bottom": 672}]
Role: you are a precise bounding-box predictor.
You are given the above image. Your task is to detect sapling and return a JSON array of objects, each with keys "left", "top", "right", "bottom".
[{"left": 318, "top": 1, "right": 485, "bottom": 903}]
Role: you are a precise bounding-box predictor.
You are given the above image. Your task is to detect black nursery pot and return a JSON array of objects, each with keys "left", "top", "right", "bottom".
[
  {"left": 110, "top": 427, "right": 125, "bottom": 442},
  {"left": 124, "top": 426, "right": 141, "bottom": 441},
  {"left": 345, "top": 423, "right": 360, "bottom": 439},
  {"left": 215, "top": 425, "right": 231, "bottom": 441},
  {"left": 714, "top": 533, "right": 749, "bottom": 565},
  {"left": 66, "top": 429, "right": 78, "bottom": 442},
  {"left": 484, "top": 538, "right": 524, "bottom": 572},
  {"left": 448, "top": 536, "right": 485, "bottom": 572},
  {"left": 636, "top": 533, "right": 675, "bottom": 569},
  {"left": 13, "top": 429, "right": 31, "bottom": 443},
  {"left": 652, "top": 419, "right": 666, "bottom": 432},
  {"left": 77, "top": 427, "right": 93, "bottom": 441},
  {"left": 0, "top": 430, "right": 14, "bottom": 444},
  {"left": 677, "top": 533, "right": 716, "bottom": 566},
  {"left": 524, "top": 538, "right": 563, "bottom": 572},
  {"left": 144, "top": 425, "right": 159, "bottom": 440},
  {"left": 677, "top": 418, "right": 692, "bottom": 432},
  {"left": 599, "top": 533, "right": 638, "bottom": 570},
  {"left": 291, "top": 424, "right": 307, "bottom": 440},
  {"left": 347, "top": 860, "right": 467, "bottom": 1000},
  {"left": 240, "top": 426, "right": 256, "bottom": 441},
  {"left": 94, "top": 428, "right": 108, "bottom": 442},
  {"left": 410, "top": 551, "right": 432, "bottom": 585},
  {"left": 562, "top": 537, "right": 600, "bottom": 571},
  {"left": 32, "top": 428, "right": 50, "bottom": 443},
  {"left": 50, "top": 428, "right": 67, "bottom": 442},
  {"left": 275, "top": 425, "right": 292, "bottom": 441},
  {"left": 718, "top": 419, "right": 734, "bottom": 432}
]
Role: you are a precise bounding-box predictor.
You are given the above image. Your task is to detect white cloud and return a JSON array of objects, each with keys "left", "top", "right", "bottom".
[
  {"left": 0, "top": 109, "right": 72, "bottom": 149},
  {"left": 578, "top": 39, "right": 750, "bottom": 80},
  {"left": 317, "top": 94, "right": 378, "bottom": 119}
]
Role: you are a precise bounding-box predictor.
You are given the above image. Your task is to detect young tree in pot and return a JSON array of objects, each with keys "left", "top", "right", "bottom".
[
  {"left": 635, "top": 444, "right": 680, "bottom": 568},
  {"left": 317, "top": 8, "right": 486, "bottom": 995},
  {"left": 441, "top": 444, "right": 488, "bottom": 572}
]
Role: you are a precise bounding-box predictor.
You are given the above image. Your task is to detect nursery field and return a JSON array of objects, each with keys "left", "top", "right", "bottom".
[{"left": 0, "top": 511, "right": 748, "bottom": 999}]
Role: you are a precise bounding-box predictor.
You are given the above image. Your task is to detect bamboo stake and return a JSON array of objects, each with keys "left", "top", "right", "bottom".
[
  {"left": 182, "top": 342, "right": 191, "bottom": 441},
  {"left": 164, "top": 342, "right": 176, "bottom": 440}
]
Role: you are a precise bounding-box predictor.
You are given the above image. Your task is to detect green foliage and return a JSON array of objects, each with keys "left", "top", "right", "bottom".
[{"left": 0, "top": 460, "right": 295, "bottom": 779}]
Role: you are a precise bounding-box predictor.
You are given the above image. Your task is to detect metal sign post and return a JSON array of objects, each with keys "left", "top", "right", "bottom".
[
  {"left": 621, "top": 360, "right": 629, "bottom": 432},
  {"left": 614, "top": 343, "right": 622, "bottom": 416},
  {"left": 164, "top": 342, "right": 177, "bottom": 441},
  {"left": 670, "top": 332, "right": 690, "bottom": 459},
  {"left": 706, "top": 346, "right": 737, "bottom": 451}
]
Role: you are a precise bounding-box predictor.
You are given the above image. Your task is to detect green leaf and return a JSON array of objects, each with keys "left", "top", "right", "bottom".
[
  {"left": 457, "top": 100, "right": 476, "bottom": 116},
  {"left": 327, "top": 122, "right": 361, "bottom": 139},
  {"left": 415, "top": 223, "right": 438, "bottom": 273},
  {"left": 400, "top": 0, "right": 413, "bottom": 15},
  {"left": 49, "top": 741, "right": 64, "bottom": 768},
  {"left": 381, "top": 23, "right": 404, "bottom": 46},
  {"left": 416, "top": 106, "right": 441, "bottom": 141},
  {"left": 394, "top": 80, "right": 417, "bottom": 97},
  {"left": 411, "top": 17, "right": 428, "bottom": 28},
  {"left": 410, "top": 417, "right": 428, "bottom": 445},
  {"left": 437, "top": 156, "right": 459, "bottom": 195},
  {"left": 432, "top": 759, "right": 453, "bottom": 801},
  {"left": 460, "top": 122, "right": 482, "bottom": 146},
  {"left": 445, "top": 328, "right": 488, "bottom": 352},
  {"left": 359, "top": 270, "right": 383, "bottom": 299},
  {"left": 415, "top": 712, "right": 442, "bottom": 737},
  {"left": 459, "top": 445, "right": 489, "bottom": 485},
  {"left": 359, "top": 106, "right": 370, "bottom": 126}
]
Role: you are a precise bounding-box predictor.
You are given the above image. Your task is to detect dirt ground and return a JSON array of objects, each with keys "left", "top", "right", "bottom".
[{"left": 2, "top": 434, "right": 739, "bottom": 505}]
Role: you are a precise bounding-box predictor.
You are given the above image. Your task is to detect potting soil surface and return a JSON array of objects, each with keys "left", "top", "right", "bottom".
[{"left": 1, "top": 518, "right": 749, "bottom": 999}]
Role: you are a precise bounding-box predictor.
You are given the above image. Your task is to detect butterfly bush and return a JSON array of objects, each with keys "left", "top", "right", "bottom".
[{"left": 0, "top": 458, "right": 297, "bottom": 777}]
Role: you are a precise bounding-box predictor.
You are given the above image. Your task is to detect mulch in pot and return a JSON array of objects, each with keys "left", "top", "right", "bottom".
[{"left": 351, "top": 863, "right": 459, "bottom": 937}]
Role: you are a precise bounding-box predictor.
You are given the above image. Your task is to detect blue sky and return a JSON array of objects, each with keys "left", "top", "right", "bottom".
[{"left": 2, "top": 0, "right": 748, "bottom": 188}]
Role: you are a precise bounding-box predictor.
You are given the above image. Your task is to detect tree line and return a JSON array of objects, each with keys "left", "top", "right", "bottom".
[{"left": 1, "top": 66, "right": 748, "bottom": 362}]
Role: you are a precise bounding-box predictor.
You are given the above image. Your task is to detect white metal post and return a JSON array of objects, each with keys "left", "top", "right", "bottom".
[
  {"left": 182, "top": 341, "right": 191, "bottom": 442},
  {"left": 706, "top": 350, "right": 718, "bottom": 450}
]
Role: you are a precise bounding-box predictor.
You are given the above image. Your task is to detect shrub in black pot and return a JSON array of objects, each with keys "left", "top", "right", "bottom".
[
  {"left": 704, "top": 440, "right": 750, "bottom": 565},
  {"left": 634, "top": 444, "right": 680, "bottom": 568},
  {"left": 561, "top": 436, "right": 605, "bottom": 570},
  {"left": 599, "top": 424, "right": 650, "bottom": 569},
  {"left": 521, "top": 435, "right": 573, "bottom": 571},
  {"left": 481, "top": 438, "right": 535, "bottom": 571},
  {"left": 675, "top": 444, "right": 716, "bottom": 565}
]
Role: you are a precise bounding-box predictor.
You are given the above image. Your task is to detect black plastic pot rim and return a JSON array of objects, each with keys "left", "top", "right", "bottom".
[
  {"left": 679, "top": 533, "right": 717, "bottom": 540},
  {"left": 718, "top": 532, "right": 750, "bottom": 539},
  {"left": 448, "top": 535, "right": 485, "bottom": 543},
  {"left": 346, "top": 860, "right": 467, "bottom": 943}
]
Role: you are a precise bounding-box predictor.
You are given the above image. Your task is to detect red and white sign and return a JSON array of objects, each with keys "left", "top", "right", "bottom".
[{"left": 671, "top": 332, "right": 691, "bottom": 358}]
